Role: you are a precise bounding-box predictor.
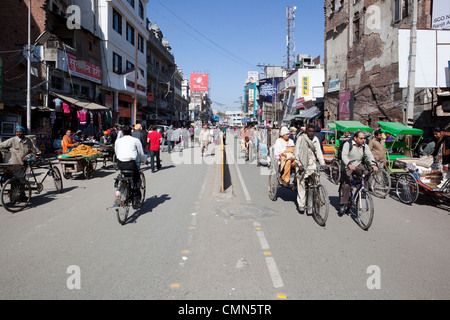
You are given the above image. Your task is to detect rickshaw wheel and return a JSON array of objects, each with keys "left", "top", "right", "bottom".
[
  {"left": 268, "top": 168, "right": 278, "bottom": 201},
  {"left": 395, "top": 173, "right": 419, "bottom": 204},
  {"left": 63, "top": 172, "right": 72, "bottom": 179}
]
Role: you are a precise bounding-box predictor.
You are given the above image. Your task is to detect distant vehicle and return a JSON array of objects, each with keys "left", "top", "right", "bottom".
[{"left": 155, "top": 125, "right": 169, "bottom": 145}]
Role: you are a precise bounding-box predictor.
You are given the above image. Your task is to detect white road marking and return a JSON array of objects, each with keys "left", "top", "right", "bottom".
[
  {"left": 265, "top": 257, "right": 284, "bottom": 288},
  {"left": 233, "top": 160, "right": 252, "bottom": 202},
  {"left": 256, "top": 231, "right": 270, "bottom": 250}
]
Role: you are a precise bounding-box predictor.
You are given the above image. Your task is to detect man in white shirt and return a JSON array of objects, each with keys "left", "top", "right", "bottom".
[{"left": 115, "top": 125, "right": 146, "bottom": 208}]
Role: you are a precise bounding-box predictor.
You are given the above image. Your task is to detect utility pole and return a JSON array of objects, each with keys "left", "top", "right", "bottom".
[
  {"left": 286, "top": 6, "right": 296, "bottom": 72},
  {"left": 26, "top": 0, "right": 31, "bottom": 131},
  {"left": 132, "top": 31, "right": 138, "bottom": 126},
  {"left": 405, "top": 0, "right": 418, "bottom": 126}
]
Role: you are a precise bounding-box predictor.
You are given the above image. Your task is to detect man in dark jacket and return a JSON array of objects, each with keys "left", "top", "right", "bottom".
[
  {"left": 132, "top": 124, "right": 148, "bottom": 165},
  {"left": 314, "top": 125, "right": 325, "bottom": 154}
]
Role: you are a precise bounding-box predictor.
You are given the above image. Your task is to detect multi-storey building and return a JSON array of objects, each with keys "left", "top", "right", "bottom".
[
  {"left": 323, "top": 0, "right": 448, "bottom": 132},
  {"left": 0, "top": 0, "right": 109, "bottom": 149},
  {"left": 97, "top": 0, "right": 148, "bottom": 125}
]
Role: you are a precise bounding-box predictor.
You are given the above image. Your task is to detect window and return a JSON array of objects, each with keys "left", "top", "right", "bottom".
[
  {"left": 81, "top": 86, "right": 90, "bottom": 97},
  {"left": 394, "top": 0, "right": 409, "bottom": 22},
  {"left": 353, "top": 12, "right": 360, "bottom": 42},
  {"left": 113, "top": 8, "right": 122, "bottom": 35},
  {"left": 126, "top": 22, "right": 135, "bottom": 45},
  {"left": 138, "top": 1, "right": 144, "bottom": 19},
  {"left": 126, "top": 61, "right": 134, "bottom": 71},
  {"left": 331, "top": 0, "right": 336, "bottom": 14},
  {"left": 138, "top": 34, "right": 144, "bottom": 53},
  {"left": 127, "top": 0, "right": 135, "bottom": 8},
  {"left": 113, "top": 52, "right": 122, "bottom": 74},
  {"left": 51, "top": 76, "right": 63, "bottom": 90}
]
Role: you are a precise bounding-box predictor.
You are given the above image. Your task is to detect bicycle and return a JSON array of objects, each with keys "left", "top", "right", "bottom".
[
  {"left": 113, "top": 170, "right": 146, "bottom": 225},
  {"left": 338, "top": 168, "right": 375, "bottom": 230},
  {"left": 303, "top": 167, "right": 329, "bottom": 227},
  {"left": 0, "top": 156, "right": 62, "bottom": 213},
  {"left": 368, "top": 162, "right": 391, "bottom": 198}
]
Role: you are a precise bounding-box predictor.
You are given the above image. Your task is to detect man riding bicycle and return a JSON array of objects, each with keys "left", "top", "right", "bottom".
[
  {"left": 339, "top": 131, "right": 378, "bottom": 215},
  {"left": 114, "top": 125, "right": 146, "bottom": 208},
  {"left": 294, "top": 124, "right": 326, "bottom": 214}
]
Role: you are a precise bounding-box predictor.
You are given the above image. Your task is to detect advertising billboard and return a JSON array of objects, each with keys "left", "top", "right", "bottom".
[
  {"left": 398, "top": 29, "right": 450, "bottom": 88},
  {"left": 190, "top": 73, "right": 209, "bottom": 92},
  {"left": 432, "top": 0, "right": 450, "bottom": 30},
  {"left": 338, "top": 91, "right": 354, "bottom": 121}
]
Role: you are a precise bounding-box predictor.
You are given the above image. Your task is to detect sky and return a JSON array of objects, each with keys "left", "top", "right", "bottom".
[{"left": 146, "top": 0, "right": 325, "bottom": 112}]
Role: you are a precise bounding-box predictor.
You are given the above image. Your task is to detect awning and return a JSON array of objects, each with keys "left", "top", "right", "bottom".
[
  {"left": 284, "top": 106, "right": 322, "bottom": 121},
  {"left": 50, "top": 92, "right": 109, "bottom": 110}
]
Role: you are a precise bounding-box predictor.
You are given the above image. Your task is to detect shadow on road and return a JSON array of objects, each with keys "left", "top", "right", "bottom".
[
  {"left": 27, "top": 186, "right": 78, "bottom": 209},
  {"left": 125, "top": 193, "right": 171, "bottom": 224}
]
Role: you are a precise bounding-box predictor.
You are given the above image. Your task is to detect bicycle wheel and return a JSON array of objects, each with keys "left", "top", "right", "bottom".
[
  {"left": 312, "top": 185, "right": 329, "bottom": 227},
  {"left": 50, "top": 167, "right": 63, "bottom": 193},
  {"left": 395, "top": 173, "right": 419, "bottom": 204},
  {"left": 329, "top": 160, "right": 340, "bottom": 185},
  {"left": 268, "top": 168, "right": 278, "bottom": 201},
  {"left": 139, "top": 171, "right": 146, "bottom": 205},
  {"left": 116, "top": 181, "right": 130, "bottom": 225},
  {"left": 1, "top": 177, "right": 31, "bottom": 213},
  {"left": 369, "top": 169, "right": 391, "bottom": 198},
  {"left": 354, "top": 190, "right": 374, "bottom": 230}
]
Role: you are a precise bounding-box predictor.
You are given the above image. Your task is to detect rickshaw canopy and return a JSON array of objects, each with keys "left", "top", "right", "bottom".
[
  {"left": 334, "top": 121, "right": 374, "bottom": 133},
  {"left": 377, "top": 121, "right": 423, "bottom": 137}
]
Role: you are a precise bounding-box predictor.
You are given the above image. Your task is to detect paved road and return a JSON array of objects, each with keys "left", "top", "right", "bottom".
[{"left": 0, "top": 135, "right": 449, "bottom": 300}]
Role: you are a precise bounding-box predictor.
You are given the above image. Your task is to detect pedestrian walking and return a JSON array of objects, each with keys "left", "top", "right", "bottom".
[
  {"left": 199, "top": 125, "right": 211, "bottom": 157},
  {"left": 166, "top": 125, "right": 174, "bottom": 153},
  {"left": 172, "top": 127, "right": 181, "bottom": 151},
  {"left": 182, "top": 126, "right": 189, "bottom": 150},
  {"left": 147, "top": 125, "right": 162, "bottom": 172}
]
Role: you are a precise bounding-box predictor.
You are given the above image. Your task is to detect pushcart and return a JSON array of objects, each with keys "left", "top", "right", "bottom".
[
  {"left": 58, "top": 153, "right": 101, "bottom": 179},
  {"left": 94, "top": 145, "right": 116, "bottom": 169}
]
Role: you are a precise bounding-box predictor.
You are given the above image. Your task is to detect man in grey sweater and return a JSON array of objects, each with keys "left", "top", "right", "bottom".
[{"left": 339, "top": 131, "right": 378, "bottom": 215}]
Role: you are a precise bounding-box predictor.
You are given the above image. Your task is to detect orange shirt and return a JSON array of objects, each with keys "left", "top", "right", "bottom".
[{"left": 62, "top": 135, "right": 75, "bottom": 152}]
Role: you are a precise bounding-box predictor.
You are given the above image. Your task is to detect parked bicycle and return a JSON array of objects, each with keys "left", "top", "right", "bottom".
[
  {"left": 113, "top": 170, "right": 146, "bottom": 225},
  {"left": 338, "top": 168, "right": 375, "bottom": 230}
]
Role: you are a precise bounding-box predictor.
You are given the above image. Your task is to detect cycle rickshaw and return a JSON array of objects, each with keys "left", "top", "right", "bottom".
[
  {"left": 377, "top": 121, "right": 448, "bottom": 205},
  {"left": 267, "top": 144, "right": 329, "bottom": 227}
]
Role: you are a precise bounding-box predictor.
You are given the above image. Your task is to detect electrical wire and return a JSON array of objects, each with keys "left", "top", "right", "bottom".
[{"left": 152, "top": 0, "right": 256, "bottom": 70}]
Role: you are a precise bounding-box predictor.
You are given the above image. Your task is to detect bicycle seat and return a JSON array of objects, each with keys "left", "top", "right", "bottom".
[{"left": 120, "top": 170, "right": 134, "bottom": 177}]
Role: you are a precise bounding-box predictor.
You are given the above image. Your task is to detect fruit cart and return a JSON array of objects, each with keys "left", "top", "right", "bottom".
[{"left": 57, "top": 144, "right": 102, "bottom": 179}]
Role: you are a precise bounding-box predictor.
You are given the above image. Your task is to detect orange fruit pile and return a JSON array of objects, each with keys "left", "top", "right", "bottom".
[{"left": 66, "top": 144, "right": 101, "bottom": 157}]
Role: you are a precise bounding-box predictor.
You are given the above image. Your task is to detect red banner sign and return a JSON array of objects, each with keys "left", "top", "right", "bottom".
[
  {"left": 67, "top": 53, "right": 101, "bottom": 84},
  {"left": 190, "top": 73, "right": 208, "bottom": 92}
]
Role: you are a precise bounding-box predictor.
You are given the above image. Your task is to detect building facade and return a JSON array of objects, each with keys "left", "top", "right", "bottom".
[
  {"left": 323, "top": 0, "right": 448, "bottom": 132},
  {"left": 98, "top": 0, "right": 148, "bottom": 125}
]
